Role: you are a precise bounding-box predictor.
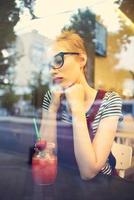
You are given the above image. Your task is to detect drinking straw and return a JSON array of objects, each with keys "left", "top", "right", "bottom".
[{"left": 33, "top": 118, "right": 40, "bottom": 140}]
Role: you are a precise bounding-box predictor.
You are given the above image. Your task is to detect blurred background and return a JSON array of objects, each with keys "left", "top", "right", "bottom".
[
  {"left": 0, "top": 0, "right": 134, "bottom": 118},
  {"left": 0, "top": 0, "right": 134, "bottom": 179}
]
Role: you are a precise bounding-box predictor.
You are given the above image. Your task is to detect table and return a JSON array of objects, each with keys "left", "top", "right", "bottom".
[{"left": 0, "top": 162, "right": 134, "bottom": 200}]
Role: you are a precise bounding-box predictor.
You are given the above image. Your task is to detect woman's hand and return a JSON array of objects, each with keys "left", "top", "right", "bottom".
[
  {"left": 64, "top": 84, "right": 85, "bottom": 114},
  {"left": 49, "top": 87, "right": 63, "bottom": 112}
]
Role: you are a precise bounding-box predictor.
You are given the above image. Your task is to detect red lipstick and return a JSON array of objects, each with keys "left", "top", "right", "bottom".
[{"left": 53, "top": 77, "right": 63, "bottom": 84}]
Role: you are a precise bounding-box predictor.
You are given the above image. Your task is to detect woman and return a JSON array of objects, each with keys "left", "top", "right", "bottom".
[{"left": 40, "top": 30, "right": 122, "bottom": 180}]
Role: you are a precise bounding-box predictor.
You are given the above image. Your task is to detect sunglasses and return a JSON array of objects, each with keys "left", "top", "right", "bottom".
[{"left": 48, "top": 52, "right": 79, "bottom": 69}]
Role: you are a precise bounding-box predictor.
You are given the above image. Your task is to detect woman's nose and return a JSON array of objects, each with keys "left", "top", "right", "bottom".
[
  {"left": 49, "top": 67, "right": 55, "bottom": 74},
  {"left": 49, "top": 67, "right": 58, "bottom": 76}
]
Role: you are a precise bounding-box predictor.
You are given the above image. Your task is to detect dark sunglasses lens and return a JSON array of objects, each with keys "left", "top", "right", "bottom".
[
  {"left": 54, "top": 55, "right": 63, "bottom": 68},
  {"left": 49, "top": 55, "right": 63, "bottom": 69}
]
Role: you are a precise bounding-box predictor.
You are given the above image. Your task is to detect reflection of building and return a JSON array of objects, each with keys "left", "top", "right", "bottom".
[
  {"left": 95, "top": 22, "right": 107, "bottom": 56},
  {"left": 15, "top": 30, "right": 51, "bottom": 87},
  {"left": 0, "top": 63, "right": 9, "bottom": 84},
  {"left": 0, "top": 47, "right": 15, "bottom": 85}
]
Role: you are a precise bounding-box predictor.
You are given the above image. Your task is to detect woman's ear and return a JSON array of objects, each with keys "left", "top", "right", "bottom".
[{"left": 79, "top": 53, "right": 87, "bottom": 70}]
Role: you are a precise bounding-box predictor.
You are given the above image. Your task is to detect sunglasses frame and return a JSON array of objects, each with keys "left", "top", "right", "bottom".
[{"left": 49, "top": 52, "right": 80, "bottom": 69}]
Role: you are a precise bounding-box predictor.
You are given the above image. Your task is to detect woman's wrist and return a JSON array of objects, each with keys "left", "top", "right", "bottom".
[
  {"left": 49, "top": 103, "right": 59, "bottom": 113},
  {"left": 71, "top": 108, "right": 86, "bottom": 119},
  {"left": 71, "top": 105, "right": 85, "bottom": 115}
]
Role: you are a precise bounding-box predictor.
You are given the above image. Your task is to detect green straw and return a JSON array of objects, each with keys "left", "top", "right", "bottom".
[{"left": 33, "top": 118, "right": 40, "bottom": 140}]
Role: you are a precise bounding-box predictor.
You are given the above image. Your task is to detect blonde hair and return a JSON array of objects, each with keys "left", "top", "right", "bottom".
[
  {"left": 55, "top": 30, "right": 87, "bottom": 55},
  {"left": 54, "top": 30, "right": 88, "bottom": 78}
]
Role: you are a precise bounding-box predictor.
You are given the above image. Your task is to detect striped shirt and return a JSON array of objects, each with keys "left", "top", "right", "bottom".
[{"left": 42, "top": 90, "right": 123, "bottom": 175}]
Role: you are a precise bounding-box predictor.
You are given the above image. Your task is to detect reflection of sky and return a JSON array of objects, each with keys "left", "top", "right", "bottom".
[
  {"left": 14, "top": 30, "right": 51, "bottom": 87},
  {"left": 15, "top": 0, "right": 122, "bottom": 36},
  {"left": 15, "top": 12, "right": 72, "bottom": 39},
  {"left": 33, "top": 0, "right": 121, "bottom": 33},
  {"left": 115, "top": 36, "right": 134, "bottom": 72}
]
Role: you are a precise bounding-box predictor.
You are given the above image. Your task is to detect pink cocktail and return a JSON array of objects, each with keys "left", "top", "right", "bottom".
[{"left": 32, "top": 142, "right": 57, "bottom": 185}]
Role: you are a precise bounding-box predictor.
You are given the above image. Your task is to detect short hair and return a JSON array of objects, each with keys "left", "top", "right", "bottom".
[{"left": 55, "top": 30, "right": 87, "bottom": 55}]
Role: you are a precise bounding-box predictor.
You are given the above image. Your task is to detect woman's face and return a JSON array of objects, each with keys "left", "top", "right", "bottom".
[{"left": 48, "top": 42, "right": 84, "bottom": 89}]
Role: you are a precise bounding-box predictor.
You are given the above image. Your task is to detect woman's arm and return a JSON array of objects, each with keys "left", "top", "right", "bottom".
[
  {"left": 72, "top": 110, "right": 119, "bottom": 179},
  {"left": 40, "top": 90, "right": 62, "bottom": 147},
  {"left": 40, "top": 106, "right": 57, "bottom": 145},
  {"left": 65, "top": 84, "right": 121, "bottom": 179}
]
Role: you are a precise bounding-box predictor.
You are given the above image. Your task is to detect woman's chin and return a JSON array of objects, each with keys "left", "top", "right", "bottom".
[
  {"left": 52, "top": 80, "right": 75, "bottom": 90},
  {"left": 62, "top": 82, "right": 75, "bottom": 89}
]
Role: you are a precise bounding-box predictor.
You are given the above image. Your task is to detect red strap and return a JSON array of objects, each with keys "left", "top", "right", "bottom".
[{"left": 87, "top": 90, "right": 106, "bottom": 141}]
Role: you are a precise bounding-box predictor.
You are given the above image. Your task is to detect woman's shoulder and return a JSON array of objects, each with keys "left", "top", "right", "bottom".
[
  {"left": 99, "top": 90, "right": 123, "bottom": 119},
  {"left": 103, "top": 91, "right": 122, "bottom": 105},
  {"left": 104, "top": 90, "right": 121, "bottom": 98}
]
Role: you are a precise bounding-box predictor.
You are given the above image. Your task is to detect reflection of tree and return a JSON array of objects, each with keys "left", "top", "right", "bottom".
[
  {"left": 0, "top": 0, "right": 19, "bottom": 52},
  {"left": 1, "top": 87, "right": 19, "bottom": 113},
  {"left": 0, "top": 0, "right": 37, "bottom": 86},
  {"left": 0, "top": 0, "right": 38, "bottom": 112},
  {"left": 30, "top": 72, "right": 49, "bottom": 108},
  {"left": 16, "top": 0, "right": 38, "bottom": 20},
  {"left": 129, "top": 71, "right": 134, "bottom": 80},
  {"left": 111, "top": 18, "right": 134, "bottom": 80},
  {"left": 23, "top": 0, "right": 38, "bottom": 19},
  {"left": 62, "top": 8, "right": 95, "bottom": 86},
  {"left": 0, "top": 0, "right": 20, "bottom": 92}
]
